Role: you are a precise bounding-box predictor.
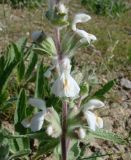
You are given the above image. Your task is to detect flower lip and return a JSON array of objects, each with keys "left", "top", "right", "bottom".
[
  {"left": 28, "top": 98, "right": 46, "bottom": 113},
  {"left": 83, "top": 99, "right": 105, "bottom": 111},
  {"left": 72, "top": 13, "right": 91, "bottom": 31},
  {"left": 75, "top": 29, "right": 97, "bottom": 44},
  {"left": 83, "top": 99, "right": 104, "bottom": 131},
  {"left": 30, "top": 111, "right": 45, "bottom": 132}
]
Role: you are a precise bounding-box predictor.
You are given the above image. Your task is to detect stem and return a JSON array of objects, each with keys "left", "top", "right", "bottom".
[
  {"left": 55, "top": 27, "right": 61, "bottom": 57},
  {"left": 56, "top": 0, "right": 60, "bottom": 3},
  {"left": 77, "top": 96, "right": 82, "bottom": 108},
  {"left": 61, "top": 101, "right": 68, "bottom": 160}
]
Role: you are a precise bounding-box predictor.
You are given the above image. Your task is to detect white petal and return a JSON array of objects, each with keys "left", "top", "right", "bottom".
[
  {"left": 21, "top": 117, "right": 31, "bottom": 128},
  {"left": 51, "top": 76, "right": 64, "bottom": 97},
  {"left": 44, "top": 69, "right": 52, "bottom": 78},
  {"left": 78, "top": 128, "right": 86, "bottom": 139},
  {"left": 83, "top": 99, "right": 105, "bottom": 111},
  {"left": 30, "top": 111, "right": 45, "bottom": 132},
  {"left": 84, "top": 111, "right": 97, "bottom": 131},
  {"left": 96, "top": 116, "right": 103, "bottom": 129},
  {"left": 72, "top": 13, "right": 91, "bottom": 31},
  {"left": 28, "top": 98, "right": 46, "bottom": 112},
  {"left": 51, "top": 73, "right": 80, "bottom": 97},
  {"left": 75, "top": 29, "right": 97, "bottom": 44}
]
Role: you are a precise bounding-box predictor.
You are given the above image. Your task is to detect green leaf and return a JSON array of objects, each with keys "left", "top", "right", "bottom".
[
  {"left": 25, "top": 51, "right": 38, "bottom": 80},
  {"left": 71, "top": 142, "right": 81, "bottom": 158},
  {"left": 87, "top": 129, "right": 126, "bottom": 144},
  {"left": 93, "top": 80, "right": 116, "bottom": 98},
  {"left": 8, "top": 149, "right": 31, "bottom": 160},
  {"left": 13, "top": 89, "right": 30, "bottom": 152},
  {"left": 35, "top": 61, "right": 44, "bottom": 98},
  {"left": 16, "top": 37, "right": 27, "bottom": 54},
  {"left": 0, "top": 144, "right": 9, "bottom": 160},
  {"left": 0, "top": 55, "right": 5, "bottom": 75},
  {"left": 17, "top": 60, "right": 25, "bottom": 82},
  {"left": 14, "top": 89, "right": 27, "bottom": 126},
  {"left": 53, "top": 143, "right": 61, "bottom": 160},
  {"left": 0, "top": 44, "right": 20, "bottom": 93},
  {"left": 0, "top": 38, "right": 28, "bottom": 94},
  {"left": 34, "top": 37, "right": 57, "bottom": 56},
  {"left": 37, "top": 138, "right": 59, "bottom": 156}
]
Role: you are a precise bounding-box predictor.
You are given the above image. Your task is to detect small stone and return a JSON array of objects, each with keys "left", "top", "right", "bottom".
[{"left": 121, "top": 78, "right": 131, "bottom": 89}]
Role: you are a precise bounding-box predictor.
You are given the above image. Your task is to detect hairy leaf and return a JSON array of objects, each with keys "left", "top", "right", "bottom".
[
  {"left": 87, "top": 129, "right": 126, "bottom": 144},
  {"left": 93, "top": 80, "right": 116, "bottom": 98},
  {"left": 25, "top": 51, "right": 38, "bottom": 80},
  {"left": 35, "top": 61, "right": 44, "bottom": 98}
]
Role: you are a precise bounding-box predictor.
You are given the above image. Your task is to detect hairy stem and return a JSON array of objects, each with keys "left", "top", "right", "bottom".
[
  {"left": 61, "top": 101, "right": 68, "bottom": 160},
  {"left": 55, "top": 27, "right": 61, "bottom": 56}
]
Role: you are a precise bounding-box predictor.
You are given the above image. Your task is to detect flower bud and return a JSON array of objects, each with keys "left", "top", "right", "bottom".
[
  {"left": 80, "top": 82, "right": 89, "bottom": 95},
  {"left": 74, "top": 128, "right": 86, "bottom": 139},
  {"left": 78, "top": 128, "right": 86, "bottom": 139},
  {"left": 58, "top": 3, "right": 68, "bottom": 16},
  {"left": 46, "top": 125, "right": 53, "bottom": 136}
]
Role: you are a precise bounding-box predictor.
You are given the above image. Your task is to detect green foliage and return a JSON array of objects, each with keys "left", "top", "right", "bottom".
[
  {"left": 14, "top": 89, "right": 30, "bottom": 157},
  {"left": 37, "top": 138, "right": 59, "bottom": 156},
  {"left": 0, "top": 144, "right": 9, "bottom": 160},
  {"left": 0, "top": 128, "right": 31, "bottom": 159},
  {"left": 35, "top": 61, "right": 44, "bottom": 98},
  {"left": 0, "top": 44, "right": 20, "bottom": 94},
  {"left": 24, "top": 51, "right": 38, "bottom": 80},
  {"left": 87, "top": 128, "right": 126, "bottom": 144},
  {"left": 83, "top": 80, "right": 116, "bottom": 104},
  {"left": 93, "top": 79, "right": 116, "bottom": 98},
  {"left": 81, "top": 0, "right": 127, "bottom": 16},
  {"left": 14, "top": 89, "right": 27, "bottom": 129},
  {"left": 34, "top": 37, "right": 57, "bottom": 56}
]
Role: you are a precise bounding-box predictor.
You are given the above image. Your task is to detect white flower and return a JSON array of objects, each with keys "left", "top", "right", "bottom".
[
  {"left": 83, "top": 99, "right": 105, "bottom": 131},
  {"left": 51, "top": 57, "right": 80, "bottom": 97},
  {"left": 72, "top": 13, "right": 96, "bottom": 44},
  {"left": 51, "top": 72, "right": 80, "bottom": 97},
  {"left": 21, "top": 98, "right": 46, "bottom": 132}
]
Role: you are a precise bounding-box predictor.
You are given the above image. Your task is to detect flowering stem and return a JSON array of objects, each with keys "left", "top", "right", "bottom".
[{"left": 61, "top": 101, "right": 68, "bottom": 160}]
